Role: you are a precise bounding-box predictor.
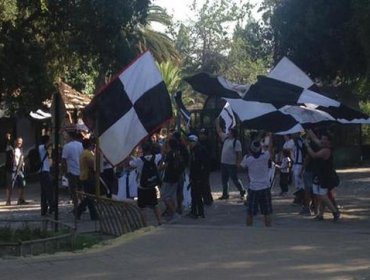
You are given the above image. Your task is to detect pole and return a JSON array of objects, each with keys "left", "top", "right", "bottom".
[
  {"left": 53, "top": 92, "right": 60, "bottom": 231},
  {"left": 95, "top": 108, "right": 101, "bottom": 196}
]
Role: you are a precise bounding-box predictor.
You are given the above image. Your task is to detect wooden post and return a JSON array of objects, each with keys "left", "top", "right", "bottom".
[{"left": 53, "top": 92, "right": 60, "bottom": 232}]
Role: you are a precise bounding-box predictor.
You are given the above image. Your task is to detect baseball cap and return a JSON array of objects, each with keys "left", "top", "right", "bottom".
[{"left": 188, "top": 134, "right": 199, "bottom": 142}]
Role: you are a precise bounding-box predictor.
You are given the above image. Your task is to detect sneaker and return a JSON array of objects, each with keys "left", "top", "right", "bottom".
[
  {"left": 299, "top": 208, "right": 311, "bottom": 216},
  {"left": 218, "top": 195, "right": 229, "bottom": 200},
  {"left": 17, "top": 199, "right": 29, "bottom": 205},
  {"left": 240, "top": 190, "right": 246, "bottom": 199},
  {"left": 186, "top": 212, "right": 198, "bottom": 219},
  {"left": 333, "top": 211, "right": 341, "bottom": 222},
  {"left": 313, "top": 215, "right": 324, "bottom": 221}
]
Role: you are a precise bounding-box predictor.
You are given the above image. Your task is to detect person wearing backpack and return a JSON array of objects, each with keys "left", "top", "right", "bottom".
[
  {"left": 215, "top": 118, "right": 246, "bottom": 200},
  {"left": 38, "top": 135, "right": 55, "bottom": 215},
  {"left": 129, "top": 141, "right": 163, "bottom": 226},
  {"left": 161, "top": 138, "right": 183, "bottom": 222}
]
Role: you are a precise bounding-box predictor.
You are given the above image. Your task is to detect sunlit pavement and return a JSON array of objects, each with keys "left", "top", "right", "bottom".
[{"left": 1, "top": 168, "right": 370, "bottom": 279}]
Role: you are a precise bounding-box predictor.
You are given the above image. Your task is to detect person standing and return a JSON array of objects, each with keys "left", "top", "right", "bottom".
[
  {"left": 129, "top": 141, "right": 163, "bottom": 226},
  {"left": 275, "top": 149, "right": 291, "bottom": 196},
  {"left": 4, "top": 133, "right": 14, "bottom": 205},
  {"left": 38, "top": 135, "right": 55, "bottom": 215},
  {"left": 76, "top": 138, "right": 98, "bottom": 220},
  {"left": 62, "top": 131, "right": 83, "bottom": 213},
  {"left": 304, "top": 130, "right": 340, "bottom": 221},
  {"left": 188, "top": 134, "right": 207, "bottom": 218},
  {"left": 198, "top": 128, "right": 213, "bottom": 206},
  {"left": 161, "top": 138, "right": 183, "bottom": 222},
  {"left": 240, "top": 135, "right": 274, "bottom": 227},
  {"left": 215, "top": 119, "right": 246, "bottom": 200},
  {"left": 6, "top": 137, "right": 27, "bottom": 205}
]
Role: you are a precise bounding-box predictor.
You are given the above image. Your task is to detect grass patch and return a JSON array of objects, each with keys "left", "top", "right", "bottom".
[
  {"left": 0, "top": 226, "right": 59, "bottom": 242},
  {"left": 73, "top": 233, "right": 102, "bottom": 250}
]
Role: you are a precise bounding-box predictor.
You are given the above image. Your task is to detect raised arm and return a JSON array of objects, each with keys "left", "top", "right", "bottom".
[
  {"left": 306, "top": 129, "right": 321, "bottom": 147},
  {"left": 214, "top": 117, "right": 223, "bottom": 139}
]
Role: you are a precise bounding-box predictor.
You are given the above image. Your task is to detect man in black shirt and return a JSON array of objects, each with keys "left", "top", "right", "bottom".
[{"left": 188, "top": 134, "right": 207, "bottom": 218}]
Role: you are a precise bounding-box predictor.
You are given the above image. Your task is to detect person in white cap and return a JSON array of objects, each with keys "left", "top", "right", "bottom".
[
  {"left": 187, "top": 134, "right": 207, "bottom": 219},
  {"left": 240, "top": 134, "right": 273, "bottom": 227}
]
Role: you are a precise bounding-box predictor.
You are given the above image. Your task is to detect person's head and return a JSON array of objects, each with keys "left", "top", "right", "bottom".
[
  {"left": 284, "top": 134, "right": 292, "bottom": 141},
  {"left": 82, "top": 138, "right": 93, "bottom": 150},
  {"left": 40, "top": 135, "right": 50, "bottom": 145},
  {"left": 188, "top": 134, "right": 198, "bottom": 148},
  {"left": 320, "top": 132, "right": 333, "bottom": 148},
  {"left": 249, "top": 140, "right": 261, "bottom": 155},
  {"left": 67, "top": 130, "right": 78, "bottom": 141},
  {"left": 141, "top": 141, "right": 153, "bottom": 155},
  {"left": 15, "top": 137, "right": 23, "bottom": 148},
  {"left": 228, "top": 128, "right": 238, "bottom": 139},
  {"left": 282, "top": 148, "right": 290, "bottom": 158},
  {"left": 199, "top": 128, "right": 208, "bottom": 140}
]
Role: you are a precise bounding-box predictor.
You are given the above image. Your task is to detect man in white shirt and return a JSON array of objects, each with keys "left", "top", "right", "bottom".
[
  {"left": 38, "top": 135, "right": 55, "bottom": 215},
  {"left": 62, "top": 131, "right": 83, "bottom": 212},
  {"left": 215, "top": 118, "right": 246, "bottom": 200},
  {"left": 6, "top": 137, "right": 27, "bottom": 205},
  {"left": 240, "top": 135, "right": 273, "bottom": 227}
]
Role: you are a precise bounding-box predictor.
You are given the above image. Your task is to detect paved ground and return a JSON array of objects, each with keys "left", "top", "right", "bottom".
[{"left": 1, "top": 167, "right": 370, "bottom": 279}]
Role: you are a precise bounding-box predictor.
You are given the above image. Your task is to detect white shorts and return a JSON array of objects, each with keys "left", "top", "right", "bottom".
[{"left": 312, "top": 183, "right": 328, "bottom": 195}]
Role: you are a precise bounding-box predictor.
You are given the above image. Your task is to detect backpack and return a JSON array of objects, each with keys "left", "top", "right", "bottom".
[
  {"left": 140, "top": 155, "right": 161, "bottom": 188},
  {"left": 27, "top": 145, "right": 47, "bottom": 173},
  {"left": 165, "top": 150, "right": 184, "bottom": 182}
]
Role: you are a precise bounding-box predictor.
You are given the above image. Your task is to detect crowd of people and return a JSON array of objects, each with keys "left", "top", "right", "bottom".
[{"left": 1, "top": 119, "right": 341, "bottom": 226}]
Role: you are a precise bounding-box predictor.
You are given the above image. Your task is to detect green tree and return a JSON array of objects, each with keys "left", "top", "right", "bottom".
[
  {"left": 175, "top": 0, "right": 252, "bottom": 74},
  {"left": 0, "top": 1, "right": 151, "bottom": 113},
  {"left": 260, "top": 0, "right": 366, "bottom": 84},
  {"left": 222, "top": 21, "right": 272, "bottom": 84},
  {"left": 133, "top": 5, "right": 180, "bottom": 63}
]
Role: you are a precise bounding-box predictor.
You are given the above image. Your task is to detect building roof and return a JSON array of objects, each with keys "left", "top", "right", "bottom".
[{"left": 43, "top": 82, "right": 92, "bottom": 110}]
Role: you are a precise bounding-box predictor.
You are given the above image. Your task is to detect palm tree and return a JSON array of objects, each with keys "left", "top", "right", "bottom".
[{"left": 133, "top": 5, "right": 180, "bottom": 63}]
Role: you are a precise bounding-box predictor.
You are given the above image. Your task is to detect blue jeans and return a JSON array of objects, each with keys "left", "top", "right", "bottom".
[{"left": 221, "top": 163, "right": 244, "bottom": 197}]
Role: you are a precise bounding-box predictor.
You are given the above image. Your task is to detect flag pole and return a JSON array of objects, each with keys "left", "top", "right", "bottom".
[
  {"left": 95, "top": 106, "right": 101, "bottom": 196},
  {"left": 53, "top": 92, "right": 60, "bottom": 231}
]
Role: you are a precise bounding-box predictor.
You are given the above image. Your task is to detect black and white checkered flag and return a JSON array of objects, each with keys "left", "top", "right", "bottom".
[
  {"left": 83, "top": 51, "right": 172, "bottom": 166},
  {"left": 185, "top": 57, "right": 370, "bottom": 133}
]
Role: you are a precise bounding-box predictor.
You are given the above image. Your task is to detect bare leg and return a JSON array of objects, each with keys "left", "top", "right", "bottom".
[
  {"left": 6, "top": 187, "right": 12, "bottom": 204},
  {"left": 320, "top": 195, "right": 337, "bottom": 213},
  {"left": 154, "top": 205, "right": 162, "bottom": 225}
]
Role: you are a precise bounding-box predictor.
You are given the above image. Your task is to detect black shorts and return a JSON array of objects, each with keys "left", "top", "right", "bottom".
[
  {"left": 137, "top": 187, "right": 158, "bottom": 209},
  {"left": 247, "top": 188, "right": 273, "bottom": 216}
]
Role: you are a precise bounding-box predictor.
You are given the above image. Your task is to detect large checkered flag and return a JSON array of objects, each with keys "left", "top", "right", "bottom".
[
  {"left": 83, "top": 51, "right": 172, "bottom": 166},
  {"left": 185, "top": 57, "right": 370, "bottom": 133}
]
